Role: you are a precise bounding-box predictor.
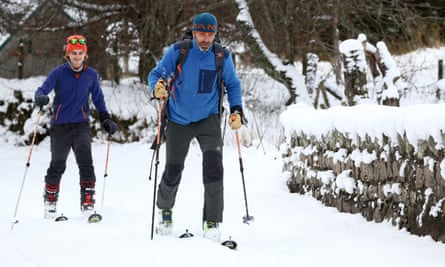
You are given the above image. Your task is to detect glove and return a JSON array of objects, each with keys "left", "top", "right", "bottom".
[
  {"left": 102, "top": 119, "right": 117, "bottom": 135},
  {"left": 35, "top": 95, "right": 49, "bottom": 107},
  {"left": 229, "top": 113, "right": 242, "bottom": 130},
  {"left": 229, "top": 106, "right": 245, "bottom": 130},
  {"left": 154, "top": 79, "right": 168, "bottom": 99}
]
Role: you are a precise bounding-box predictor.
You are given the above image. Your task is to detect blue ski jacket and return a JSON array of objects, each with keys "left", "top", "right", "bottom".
[
  {"left": 148, "top": 39, "right": 242, "bottom": 125},
  {"left": 35, "top": 62, "right": 108, "bottom": 125}
]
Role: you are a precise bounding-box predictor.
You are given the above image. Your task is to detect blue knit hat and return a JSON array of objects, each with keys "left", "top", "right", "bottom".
[{"left": 192, "top": 12, "right": 217, "bottom": 33}]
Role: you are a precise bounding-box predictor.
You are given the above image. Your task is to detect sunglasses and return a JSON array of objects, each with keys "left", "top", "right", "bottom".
[{"left": 67, "top": 38, "right": 87, "bottom": 45}]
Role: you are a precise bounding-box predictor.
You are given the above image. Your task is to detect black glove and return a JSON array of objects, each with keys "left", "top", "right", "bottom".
[
  {"left": 102, "top": 119, "right": 117, "bottom": 135},
  {"left": 99, "top": 112, "right": 117, "bottom": 135},
  {"left": 35, "top": 95, "right": 49, "bottom": 107}
]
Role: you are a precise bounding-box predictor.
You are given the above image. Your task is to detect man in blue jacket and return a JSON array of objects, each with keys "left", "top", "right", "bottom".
[
  {"left": 34, "top": 34, "right": 117, "bottom": 219},
  {"left": 148, "top": 12, "right": 244, "bottom": 241}
]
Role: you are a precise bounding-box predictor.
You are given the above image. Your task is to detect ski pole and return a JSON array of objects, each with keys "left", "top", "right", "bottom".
[
  {"left": 252, "top": 113, "right": 266, "bottom": 155},
  {"left": 100, "top": 135, "right": 112, "bottom": 210},
  {"left": 233, "top": 128, "right": 254, "bottom": 224},
  {"left": 150, "top": 98, "right": 164, "bottom": 239},
  {"left": 11, "top": 108, "right": 42, "bottom": 230},
  {"left": 148, "top": 145, "right": 156, "bottom": 181},
  {"left": 148, "top": 99, "right": 166, "bottom": 181},
  {"left": 222, "top": 111, "right": 228, "bottom": 142}
]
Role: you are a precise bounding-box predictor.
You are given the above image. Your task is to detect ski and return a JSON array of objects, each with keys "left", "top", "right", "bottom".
[
  {"left": 53, "top": 211, "right": 102, "bottom": 223},
  {"left": 178, "top": 229, "right": 238, "bottom": 250}
]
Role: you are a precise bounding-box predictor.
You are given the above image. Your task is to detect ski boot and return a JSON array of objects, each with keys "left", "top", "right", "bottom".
[
  {"left": 80, "top": 181, "right": 95, "bottom": 214},
  {"left": 203, "top": 221, "right": 221, "bottom": 242},
  {"left": 156, "top": 209, "right": 173, "bottom": 235},
  {"left": 43, "top": 183, "right": 59, "bottom": 219}
]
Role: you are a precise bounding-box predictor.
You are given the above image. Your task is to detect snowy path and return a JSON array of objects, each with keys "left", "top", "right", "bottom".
[{"left": 1, "top": 141, "right": 445, "bottom": 267}]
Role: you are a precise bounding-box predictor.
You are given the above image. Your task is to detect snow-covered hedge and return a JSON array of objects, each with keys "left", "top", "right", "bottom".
[
  {"left": 0, "top": 77, "right": 158, "bottom": 145},
  {"left": 0, "top": 70, "right": 289, "bottom": 147}
]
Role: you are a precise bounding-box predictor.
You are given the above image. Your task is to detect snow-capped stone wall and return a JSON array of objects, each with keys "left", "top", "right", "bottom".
[{"left": 280, "top": 103, "right": 445, "bottom": 242}]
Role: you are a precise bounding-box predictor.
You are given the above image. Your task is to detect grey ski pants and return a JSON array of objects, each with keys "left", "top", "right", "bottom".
[{"left": 157, "top": 114, "right": 224, "bottom": 222}]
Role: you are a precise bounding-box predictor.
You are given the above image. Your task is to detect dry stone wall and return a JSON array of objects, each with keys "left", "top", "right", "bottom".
[{"left": 281, "top": 104, "right": 445, "bottom": 242}]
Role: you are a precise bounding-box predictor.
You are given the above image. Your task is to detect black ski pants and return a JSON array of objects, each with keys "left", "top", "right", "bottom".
[
  {"left": 45, "top": 122, "right": 96, "bottom": 187},
  {"left": 157, "top": 114, "right": 224, "bottom": 223}
]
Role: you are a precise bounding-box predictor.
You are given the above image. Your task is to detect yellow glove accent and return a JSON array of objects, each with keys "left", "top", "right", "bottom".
[
  {"left": 229, "top": 113, "right": 242, "bottom": 130},
  {"left": 154, "top": 79, "right": 168, "bottom": 99}
]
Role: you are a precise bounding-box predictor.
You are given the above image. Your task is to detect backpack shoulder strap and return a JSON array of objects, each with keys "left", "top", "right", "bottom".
[
  {"left": 173, "top": 39, "right": 192, "bottom": 79},
  {"left": 214, "top": 42, "right": 227, "bottom": 116},
  {"left": 214, "top": 42, "right": 224, "bottom": 77}
]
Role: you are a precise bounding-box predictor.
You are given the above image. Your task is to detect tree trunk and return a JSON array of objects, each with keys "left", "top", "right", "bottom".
[
  {"left": 18, "top": 38, "right": 25, "bottom": 79},
  {"left": 234, "top": 0, "right": 309, "bottom": 105},
  {"left": 332, "top": 5, "right": 342, "bottom": 86}
]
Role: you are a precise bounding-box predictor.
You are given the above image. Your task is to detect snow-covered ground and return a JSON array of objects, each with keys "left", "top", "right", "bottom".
[
  {"left": 2, "top": 136, "right": 445, "bottom": 267},
  {"left": 2, "top": 44, "right": 445, "bottom": 266}
]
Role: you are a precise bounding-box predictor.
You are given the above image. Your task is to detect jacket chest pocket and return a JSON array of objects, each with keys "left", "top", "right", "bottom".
[{"left": 198, "top": 69, "right": 217, "bottom": 94}]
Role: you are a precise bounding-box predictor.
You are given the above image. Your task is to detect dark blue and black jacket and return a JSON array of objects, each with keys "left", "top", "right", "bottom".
[{"left": 35, "top": 62, "right": 108, "bottom": 125}]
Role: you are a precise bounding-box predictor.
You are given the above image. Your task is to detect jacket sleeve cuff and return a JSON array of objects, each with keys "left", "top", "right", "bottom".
[{"left": 230, "top": 105, "right": 242, "bottom": 114}]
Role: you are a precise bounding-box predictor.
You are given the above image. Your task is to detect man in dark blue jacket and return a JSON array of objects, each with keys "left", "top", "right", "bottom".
[
  {"left": 148, "top": 12, "right": 244, "bottom": 241},
  {"left": 34, "top": 34, "right": 117, "bottom": 219}
]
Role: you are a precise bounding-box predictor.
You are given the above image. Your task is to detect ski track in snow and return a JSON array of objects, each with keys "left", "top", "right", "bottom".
[{"left": 1, "top": 141, "right": 445, "bottom": 267}]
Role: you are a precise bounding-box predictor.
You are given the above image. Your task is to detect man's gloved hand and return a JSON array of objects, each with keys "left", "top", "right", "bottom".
[
  {"left": 229, "top": 113, "right": 242, "bottom": 130},
  {"left": 35, "top": 95, "right": 49, "bottom": 107},
  {"left": 154, "top": 79, "right": 168, "bottom": 99},
  {"left": 229, "top": 106, "right": 245, "bottom": 130},
  {"left": 102, "top": 119, "right": 117, "bottom": 135}
]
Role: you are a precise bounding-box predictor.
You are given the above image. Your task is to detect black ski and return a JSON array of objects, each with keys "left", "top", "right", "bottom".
[{"left": 178, "top": 229, "right": 238, "bottom": 250}]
